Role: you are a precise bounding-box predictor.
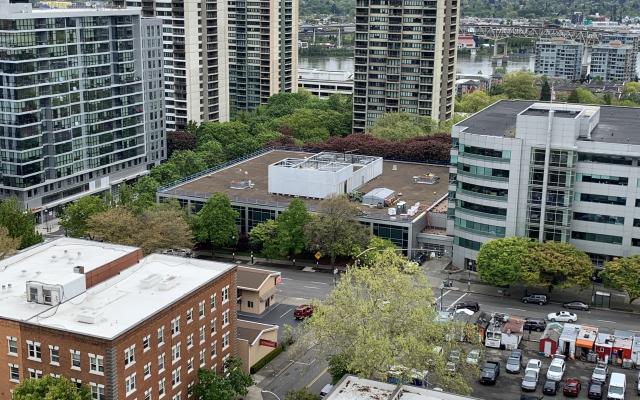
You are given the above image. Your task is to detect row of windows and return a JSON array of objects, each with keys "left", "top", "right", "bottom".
[
  {"left": 9, "top": 339, "right": 104, "bottom": 374},
  {"left": 459, "top": 144, "right": 510, "bottom": 161},
  {"left": 458, "top": 163, "right": 510, "bottom": 180},
  {"left": 578, "top": 173, "right": 628, "bottom": 186},
  {"left": 453, "top": 236, "right": 482, "bottom": 251},
  {"left": 454, "top": 218, "right": 505, "bottom": 237},
  {"left": 571, "top": 230, "right": 623, "bottom": 245},
  {"left": 573, "top": 212, "right": 624, "bottom": 225}
]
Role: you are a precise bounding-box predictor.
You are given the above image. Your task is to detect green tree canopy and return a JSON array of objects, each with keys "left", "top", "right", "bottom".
[
  {"left": 60, "top": 195, "right": 109, "bottom": 237},
  {"left": 367, "top": 112, "right": 438, "bottom": 141},
  {"left": 300, "top": 249, "right": 477, "bottom": 394},
  {"left": 455, "top": 90, "right": 505, "bottom": 113},
  {"left": 274, "top": 199, "right": 311, "bottom": 257},
  {"left": 501, "top": 71, "right": 538, "bottom": 100},
  {"left": 602, "top": 255, "right": 640, "bottom": 303},
  {"left": 168, "top": 150, "right": 207, "bottom": 177},
  {"left": 477, "top": 237, "right": 534, "bottom": 286},
  {"left": 0, "top": 197, "right": 42, "bottom": 249},
  {"left": 149, "top": 162, "right": 181, "bottom": 185},
  {"left": 0, "top": 226, "right": 20, "bottom": 259},
  {"left": 540, "top": 78, "right": 551, "bottom": 101},
  {"left": 285, "top": 388, "right": 321, "bottom": 400},
  {"left": 195, "top": 357, "right": 253, "bottom": 400},
  {"left": 521, "top": 241, "right": 592, "bottom": 290},
  {"left": 13, "top": 375, "right": 91, "bottom": 400},
  {"left": 352, "top": 236, "right": 397, "bottom": 266},
  {"left": 249, "top": 219, "right": 279, "bottom": 259},
  {"left": 304, "top": 196, "right": 370, "bottom": 265},
  {"left": 118, "top": 176, "right": 160, "bottom": 214},
  {"left": 192, "top": 193, "right": 239, "bottom": 253}
]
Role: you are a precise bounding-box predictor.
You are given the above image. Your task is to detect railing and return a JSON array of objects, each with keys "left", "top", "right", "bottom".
[{"left": 457, "top": 188, "right": 508, "bottom": 202}]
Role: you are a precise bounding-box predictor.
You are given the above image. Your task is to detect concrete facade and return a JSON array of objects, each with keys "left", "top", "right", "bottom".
[
  {"left": 236, "top": 266, "right": 280, "bottom": 315},
  {"left": 236, "top": 320, "right": 278, "bottom": 372},
  {"left": 298, "top": 69, "right": 354, "bottom": 98},
  {"left": 449, "top": 100, "right": 640, "bottom": 270},
  {"left": 352, "top": 0, "right": 459, "bottom": 132},
  {"left": 0, "top": 1, "right": 164, "bottom": 219},
  {"left": 590, "top": 41, "right": 636, "bottom": 82},
  {"left": 534, "top": 39, "right": 584, "bottom": 80}
]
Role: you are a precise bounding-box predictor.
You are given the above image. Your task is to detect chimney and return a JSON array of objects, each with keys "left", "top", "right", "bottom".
[{"left": 73, "top": 266, "right": 85, "bottom": 274}]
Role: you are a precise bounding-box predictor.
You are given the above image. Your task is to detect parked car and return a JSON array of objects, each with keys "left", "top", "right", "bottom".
[
  {"left": 445, "top": 361, "right": 457, "bottom": 374},
  {"left": 479, "top": 361, "right": 500, "bottom": 385},
  {"left": 607, "top": 372, "right": 626, "bottom": 400},
  {"left": 525, "top": 359, "right": 542, "bottom": 375},
  {"left": 520, "top": 396, "right": 542, "bottom": 400},
  {"left": 563, "top": 301, "right": 590, "bottom": 311},
  {"left": 547, "top": 311, "right": 577, "bottom": 322},
  {"left": 506, "top": 349, "right": 524, "bottom": 374},
  {"left": 523, "top": 318, "right": 547, "bottom": 332},
  {"left": 521, "top": 370, "right": 539, "bottom": 392},
  {"left": 637, "top": 371, "right": 640, "bottom": 395},
  {"left": 563, "top": 378, "right": 582, "bottom": 397},
  {"left": 448, "top": 350, "right": 460, "bottom": 364},
  {"left": 546, "top": 357, "right": 566, "bottom": 381},
  {"left": 454, "top": 301, "right": 480, "bottom": 313},
  {"left": 466, "top": 349, "right": 481, "bottom": 365},
  {"left": 294, "top": 304, "right": 313, "bottom": 320},
  {"left": 521, "top": 294, "right": 549, "bottom": 305},
  {"left": 587, "top": 380, "right": 603, "bottom": 400},
  {"left": 543, "top": 379, "right": 560, "bottom": 395},
  {"left": 591, "top": 363, "right": 608, "bottom": 383},
  {"left": 320, "top": 384, "right": 333, "bottom": 397}
]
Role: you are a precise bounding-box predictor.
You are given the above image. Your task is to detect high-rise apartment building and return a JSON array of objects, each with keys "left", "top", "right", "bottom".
[
  {"left": 352, "top": 0, "right": 459, "bottom": 133},
  {"left": 0, "top": 0, "right": 165, "bottom": 220},
  {"left": 228, "top": 0, "right": 299, "bottom": 113},
  {"left": 449, "top": 100, "right": 640, "bottom": 270},
  {"left": 590, "top": 41, "right": 636, "bottom": 82},
  {"left": 0, "top": 238, "right": 237, "bottom": 400},
  {"left": 534, "top": 39, "right": 584, "bottom": 81},
  {"left": 118, "top": 0, "right": 230, "bottom": 130}
]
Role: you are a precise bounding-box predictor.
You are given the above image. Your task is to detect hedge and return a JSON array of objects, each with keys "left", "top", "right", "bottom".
[{"left": 250, "top": 346, "right": 284, "bottom": 374}]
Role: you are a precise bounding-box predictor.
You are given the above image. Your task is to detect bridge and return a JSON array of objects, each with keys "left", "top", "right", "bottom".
[{"left": 459, "top": 24, "right": 617, "bottom": 45}]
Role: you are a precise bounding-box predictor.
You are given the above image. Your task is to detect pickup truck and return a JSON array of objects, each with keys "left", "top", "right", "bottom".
[{"left": 479, "top": 361, "right": 500, "bottom": 385}]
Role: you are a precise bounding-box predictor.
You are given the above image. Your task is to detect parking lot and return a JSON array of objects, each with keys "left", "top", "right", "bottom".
[{"left": 470, "top": 344, "right": 639, "bottom": 399}]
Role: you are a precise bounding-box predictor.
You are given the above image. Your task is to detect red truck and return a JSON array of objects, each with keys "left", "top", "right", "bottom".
[{"left": 294, "top": 304, "right": 314, "bottom": 320}]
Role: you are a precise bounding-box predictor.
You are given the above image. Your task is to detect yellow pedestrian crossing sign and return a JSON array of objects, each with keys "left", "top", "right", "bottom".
[{"left": 314, "top": 251, "right": 321, "bottom": 260}]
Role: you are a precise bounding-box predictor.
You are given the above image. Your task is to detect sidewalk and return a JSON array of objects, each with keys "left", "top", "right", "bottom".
[{"left": 422, "top": 258, "right": 640, "bottom": 313}]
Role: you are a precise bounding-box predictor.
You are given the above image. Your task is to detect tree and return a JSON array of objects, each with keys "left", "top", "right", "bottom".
[
  {"left": 567, "top": 89, "right": 579, "bottom": 104},
  {"left": 150, "top": 162, "right": 181, "bottom": 185},
  {"left": 0, "top": 226, "right": 20, "bottom": 259},
  {"left": 274, "top": 199, "right": 311, "bottom": 257},
  {"left": 540, "top": 78, "right": 551, "bottom": 101},
  {"left": 192, "top": 193, "right": 239, "bottom": 254},
  {"left": 118, "top": 176, "right": 160, "bottom": 214},
  {"left": 60, "top": 196, "right": 109, "bottom": 237},
  {"left": 328, "top": 353, "right": 351, "bottom": 383},
  {"left": 249, "top": 219, "right": 278, "bottom": 250},
  {"left": 13, "top": 375, "right": 91, "bottom": 400},
  {"left": 602, "top": 256, "right": 640, "bottom": 303},
  {"left": 299, "top": 249, "right": 477, "bottom": 394},
  {"left": 195, "top": 357, "right": 252, "bottom": 400},
  {"left": 477, "top": 237, "right": 534, "bottom": 287},
  {"left": 603, "top": 92, "right": 613, "bottom": 105},
  {"left": 198, "top": 141, "right": 226, "bottom": 168},
  {"left": 521, "top": 241, "right": 592, "bottom": 291},
  {"left": 304, "top": 196, "right": 370, "bottom": 266},
  {"left": 367, "top": 113, "right": 438, "bottom": 141},
  {"left": 352, "top": 236, "right": 397, "bottom": 266},
  {"left": 87, "top": 207, "right": 142, "bottom": 248},
  {"left": 285, "top": 388, "right": 321, "bottom": 400},
  {"left": 167, "top": 129, "right": 197, "bottom": 156},
  {"left": 168, "top": 150, "right": 207, "bottom": 177},
  {"left": 0, "top": 197, "right": 42, "bottom": 249},
  {"left": 501, "top": 71, "right": 538, "bottom": 100},
  {"left": 455, "top": 90, "right": 504, "bottom": 113}
]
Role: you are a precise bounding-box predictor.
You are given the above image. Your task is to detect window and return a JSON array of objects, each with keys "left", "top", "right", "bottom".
[
  {"left": 210, "top": 293, "right": 217, "bottom": 310},
  {"left": 198, "top": 300, "right": 205, "bottom": 318},
  {"left": 187, "top": 334, "right": 193, "bottom": 349},
  {"left": 124, "top": 345, "right": 135, "bottom": 367},
  {"left": 28, "top": 368, "right": 42, "bottom": 378},
  {"left": 157, "top": 326, "right": 165, "bottom": 346},
  {"left": 199, "top": 349, "right": 206, "bottom": 367},
  {"left": 571, "top": 231, "right": 623, "bottom": 244},
  {"left": 125, "top": 373, "right": 137, "bottom": 396},
  {"left": 574, "top": 212, "right": 624, "bottom": 225},
  {"left": 70, "top": 349, "right": 81, "bottom": 370},
  {"left": 158, "top": 353, "right": 165, "bottom": 372},
  {"left": 210, "top": 318, "right": 217, "bottom": 336},
  {"left": 90, "top": 383, "right": 105, "bottom": 400},
  {"left": 247, "top": 300, "right": 254, "bottom": 308},
  {"left": 188, "top": 381, "right": 195, "bottom": 397},
  {"left": 171, "top": 367, "right": 181, "bottom": 388},
  {"left": 222, "top": 332, "right": 230, "bottom": 350},
  {"left": 171, "top": 317, "right": 180, "bottom": 336},
  {"left": 144, "top": 362, "right": 151, "bottom": 379},
  {"left": 71, "top": 378, "right": 82, "bottom": 389},
  {"left": 222, "top": 310, "right": 229, "bottom": 327},
  {"left": 49, "top": 345, "right": 59, "bottom": 365},
  {"left": 186, "top": 308, "right": 193, "bottom": 323},
  {"left": 172, "top": 394, "right": 181, "bottom": 400},
  {"left": 9, "top": 364, "right": 19, "bottom": 382},
  {"left": 210, "top": 341, "right": 217, "bottom": 358},
  {"left": 7, "top": 337, "right": 17, "bottom": 355},
  {"left": 144, "top": 388, "right": 152, "bottom": 400},
  {"left": 171, "top": 342, "right": 181, "bottom": 363},
  {"left": 187, "top": 356, "right": 194, "bottom": 373},
  {"left": 579, "top": 193, "right": 626, "bottom": 206},
  {"left": 143, "top": 335, "right": 151, "bottom": 351},
  {"left": 221, "top": 286, "right": 229, "bottom": 303},
  {"left": 199, "top": 326, "right": 206, "bottom": 343},
  {"left": 89, "top": 354, "right": 104, "bottom": 374},
  {"left": 27, "top": 341, "right": 41, "bottom": 361},
  {"left": 158, "top": 378, "right": 166, "bottom": 398}
]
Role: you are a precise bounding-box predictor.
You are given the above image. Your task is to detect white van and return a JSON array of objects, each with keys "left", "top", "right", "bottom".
[{"left": 607, "top": 372, "right": 626, "bottom": 400}]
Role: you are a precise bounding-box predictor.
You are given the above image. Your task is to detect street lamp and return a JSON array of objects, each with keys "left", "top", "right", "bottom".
[{"left": 261, "top": 390, "right": 282, "bottom": 400}]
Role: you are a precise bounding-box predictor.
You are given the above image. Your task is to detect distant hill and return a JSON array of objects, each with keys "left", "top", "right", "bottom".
[
  {"left": 460, "top": 0, "right": 640, "bottom": 19},
  {"left": 300, "top": 0, "right": 355, "bottom": 17}
]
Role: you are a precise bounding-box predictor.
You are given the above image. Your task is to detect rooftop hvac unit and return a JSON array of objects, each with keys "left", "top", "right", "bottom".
[
  {"left": 159, "top": 275, "right": 178, "bottom": 291},
  {"left": 73, "top": 266, "right": 85, "bottom": 274},
  {"left": 76, "top": 310, "right": 98, "bottom": 324},
  {"left": 140, "top": 273, "right": 162, "bottom": 289}
]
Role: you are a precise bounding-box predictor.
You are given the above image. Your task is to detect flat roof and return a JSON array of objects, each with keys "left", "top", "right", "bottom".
[
  {"left": 159, "top": 150, "right": 449, "bottom": 223},
  {"left": 237, "top": 266, "right": 279, "bottom": 291},
  {"left": 456, "top": 100, "right": 640, "bottom": 145},
  {"left": 326, "top": 376, "right": 480, "bottom": 400},
  {"left": 31, "top": 254, "right": 234, "bottom": 340},
  {"left": 0, "top": 238, "right": 140, "bottom": 322}
]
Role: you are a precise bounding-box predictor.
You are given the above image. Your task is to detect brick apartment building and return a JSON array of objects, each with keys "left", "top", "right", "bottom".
[{"left": 0, "top": 238, "right": 237, "bottom": 400}]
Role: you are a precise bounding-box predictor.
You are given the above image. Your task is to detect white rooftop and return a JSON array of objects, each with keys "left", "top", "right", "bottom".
[
  {"left": 33, "top": 254, "right": 234, "bottom": 339},
  {"left": 0, "top": 238, "right": 140, "bottom": 322},
  {"left": 325, "top": 376, "right": 480, "bottom": 400},
  {"left": 0, "top": 238, "right": 234, "bottom": 340}
]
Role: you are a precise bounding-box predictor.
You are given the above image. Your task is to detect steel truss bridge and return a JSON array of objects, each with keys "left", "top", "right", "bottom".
[{"left": 459, "top": 24, "right": 618, "bottom": 45}]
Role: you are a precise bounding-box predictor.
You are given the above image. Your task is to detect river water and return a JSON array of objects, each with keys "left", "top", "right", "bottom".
[{"left": 299, "top": 53, "right": 640, "bottom": 75}]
